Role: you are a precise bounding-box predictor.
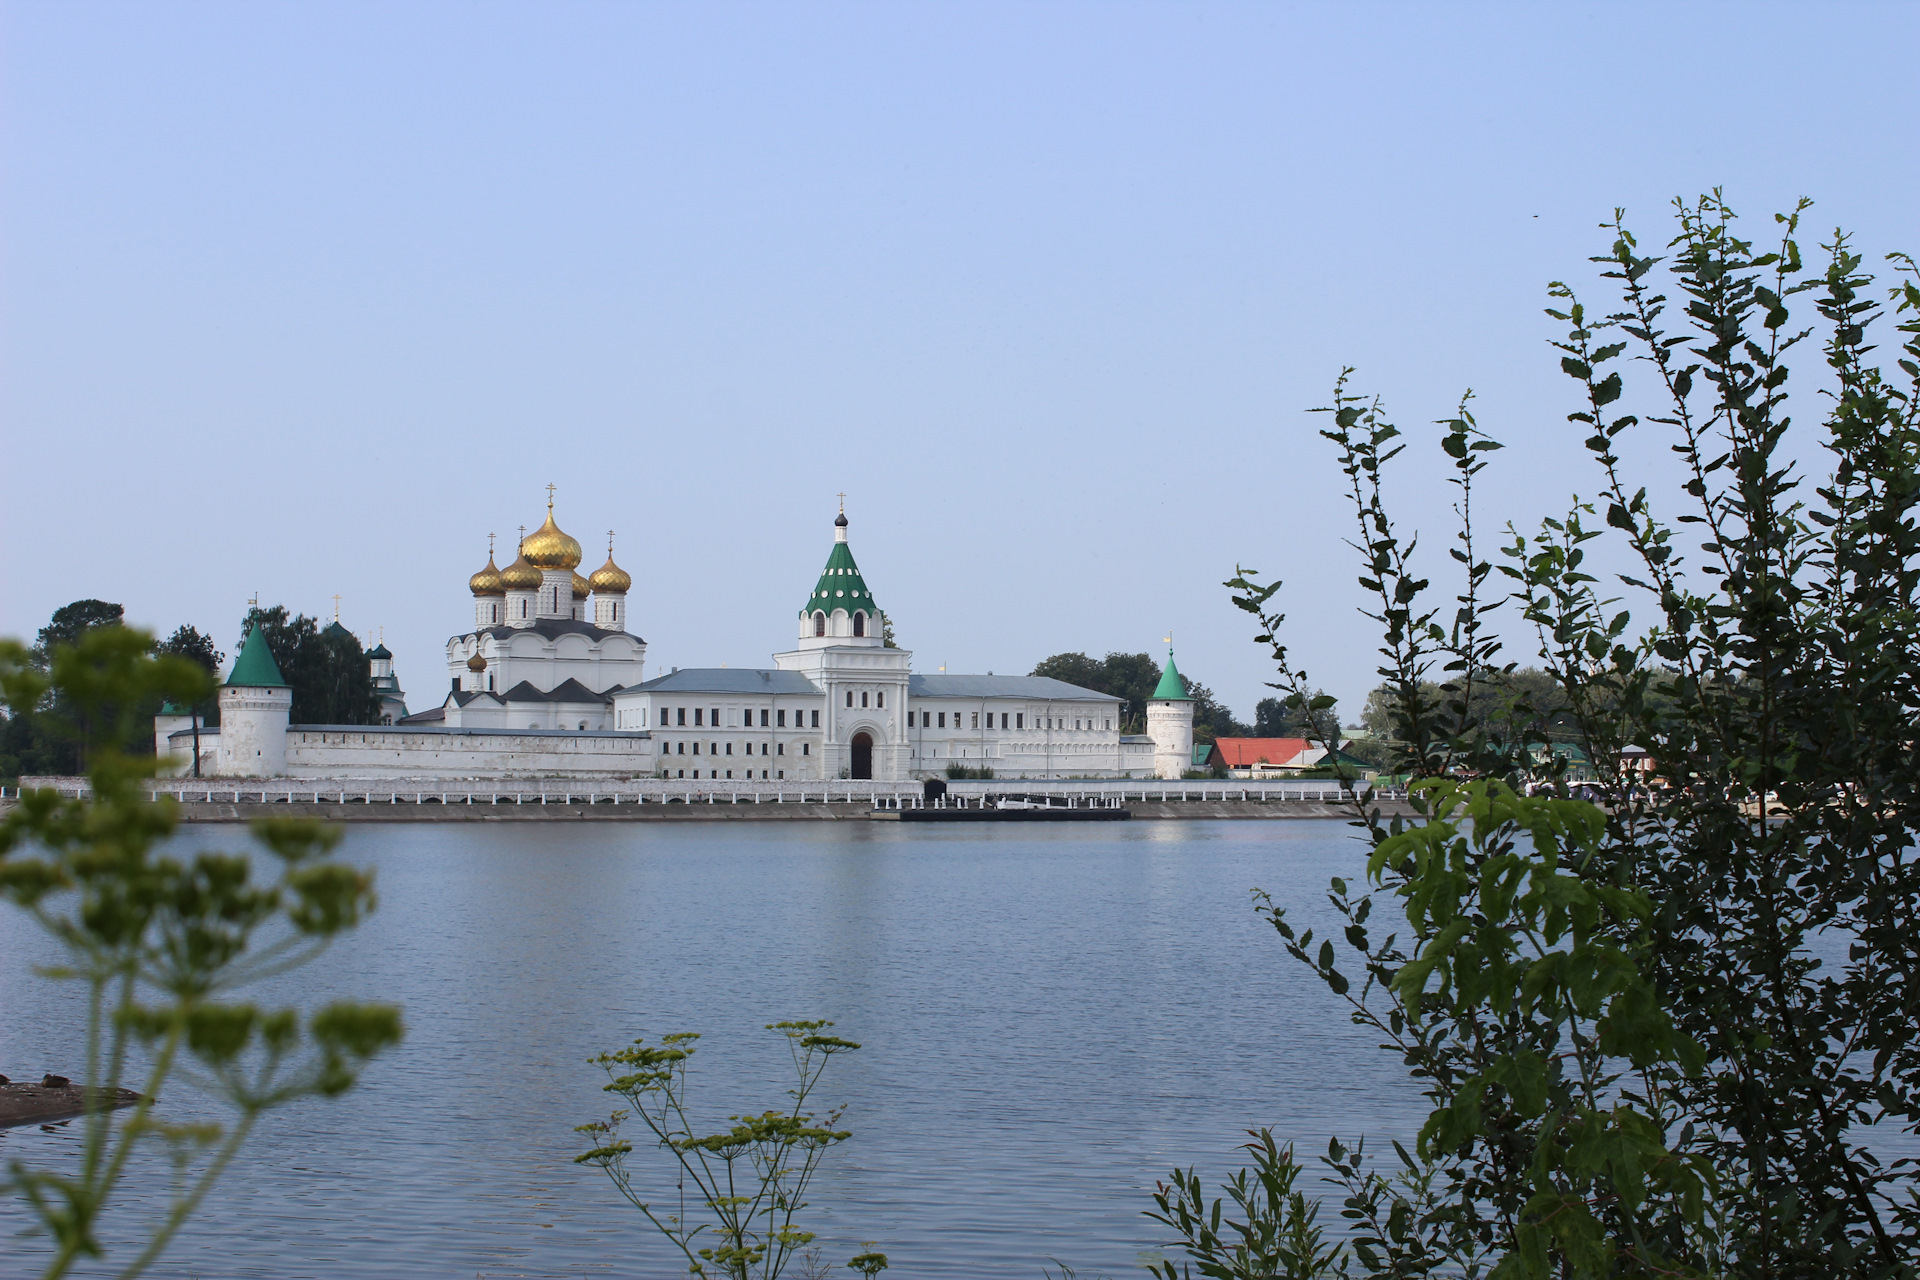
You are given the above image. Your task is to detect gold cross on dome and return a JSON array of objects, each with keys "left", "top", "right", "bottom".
[
  {"left": 488, "top": 532, "right": 495, "bottom": 556},
  {"left": 333, "top": 594, "right": 342, "bottom": 622},
  {"left": 838, "top": 491, "right": 846, "bottom": 513},
  {"left": 546, "top": 482, "right": 557, "bottom": 508},
  {"left": 607, "top": 530, "right": 616, "bottom": 554}
]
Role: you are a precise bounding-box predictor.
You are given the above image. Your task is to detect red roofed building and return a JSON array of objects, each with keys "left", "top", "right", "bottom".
[
  {"left": 1212, "top": 738, "right": 1315, "bottom": 776},
  {"left": 1209, "top": 737, "right": 1370, "bottom": 778}
]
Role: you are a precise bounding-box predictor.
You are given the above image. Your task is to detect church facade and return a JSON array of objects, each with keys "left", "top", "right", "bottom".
[{"left": 163, "top": 501, "right": 1195, "bottom": 781}]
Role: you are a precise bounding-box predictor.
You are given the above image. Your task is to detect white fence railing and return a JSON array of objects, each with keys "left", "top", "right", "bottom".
[{"left": 7, "top": 777, "right": 1398, "bottom": 808}]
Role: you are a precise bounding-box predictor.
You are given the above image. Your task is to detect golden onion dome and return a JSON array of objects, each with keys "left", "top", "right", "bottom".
[
  {"left": 469, "top": 555, "right": 504, "bottom": 596},
  {"left": 522, "top": 503, "right": 583, "bottom": 570},
  {"left": 571, "top": 571, "right": 590, "bottom": 599},
  {"left": 499, "top": 551, "right": 541, "bottom": 591},
  {"left": 589, "top": 553, "right": 632, "bottom": 594},
  {"left": 466, "top": 653, "right": 488, "bottom": 672}
]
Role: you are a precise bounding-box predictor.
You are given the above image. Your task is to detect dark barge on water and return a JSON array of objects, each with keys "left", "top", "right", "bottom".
[{"left": 869, "top": 781, "right": 1131, "bottom": 822}]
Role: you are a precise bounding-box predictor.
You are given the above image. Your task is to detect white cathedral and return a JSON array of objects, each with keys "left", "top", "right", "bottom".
[{"left": 161, "top": 500, "right": 1196, "bottom": 781}]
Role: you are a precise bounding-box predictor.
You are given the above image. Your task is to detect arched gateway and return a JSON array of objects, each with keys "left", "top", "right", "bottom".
[{"left": 850, "top": 731, "right": 874, "bottom": 780}]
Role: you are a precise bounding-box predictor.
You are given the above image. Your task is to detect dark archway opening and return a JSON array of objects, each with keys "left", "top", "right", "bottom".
[{"left": 850, "top": 731, "right": 873, "bottom": 780}]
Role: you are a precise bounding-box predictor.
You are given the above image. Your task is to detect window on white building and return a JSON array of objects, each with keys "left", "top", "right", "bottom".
[
  {"left": 811, "top": 710, "right": 820, "bottom": 728},
  {"left": 876, "top": 692, "right": 884, "bottom": 708},
  {"left": 778, "top": 709, "right": 787, "bottom": 727},
  {"left": 938, "top": 712, "right": 946, "bottom": 728},
  {"left": 694, "top": 708, "right": 703, "bottom": 726}
]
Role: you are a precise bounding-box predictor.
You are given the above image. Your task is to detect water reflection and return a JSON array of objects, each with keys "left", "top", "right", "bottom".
[{"left": 0, "top": 819, "right": 1419, "bottom": 1278}]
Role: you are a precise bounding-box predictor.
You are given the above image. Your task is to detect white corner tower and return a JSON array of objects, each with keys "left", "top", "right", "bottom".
[
  {"left": 1147, "top": 644, "right": 1195, "bottom": 780},
  {"left": 216, "top": 624, "right": 291, "bottom": 777}
]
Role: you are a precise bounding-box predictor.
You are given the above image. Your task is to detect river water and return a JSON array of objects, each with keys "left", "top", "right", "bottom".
[{"left": 1, "top": 818, "right": 1426, "bottom": 1278}]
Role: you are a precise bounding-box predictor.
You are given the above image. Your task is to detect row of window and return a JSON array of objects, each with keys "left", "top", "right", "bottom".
[
  {"left": 812, "top": 610, "right": 869, "bottom": 637},
  {"left": 909, "top": 712, "right": 1112, "bottom": 731},
  {"left": 660, "top": 707, "right": 823, "bottom": 729},
  {"left": 661, "top": 741, "right": 810, "bottom": 757},
  {"left": 643, "top": 704, "right": 1111, "bottom": 732},
  {"left": 670, "top": 770, "right": 785, "bottom": 780}
]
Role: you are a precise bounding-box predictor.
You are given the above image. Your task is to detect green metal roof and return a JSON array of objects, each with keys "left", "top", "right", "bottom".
[
  {"left": 226, "top": 625, "right": 289, "bottom": 688},
  {"left": 800, "top": 527, "right": 880, "bottom": 619},
  {"left": 1152, "top": 650, "right": 1191, "bottom": 701}
]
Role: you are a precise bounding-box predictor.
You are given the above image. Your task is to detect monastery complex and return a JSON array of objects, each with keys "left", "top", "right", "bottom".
[{"left": 159, "top": 501, "right": 1197, "bottom": 781}]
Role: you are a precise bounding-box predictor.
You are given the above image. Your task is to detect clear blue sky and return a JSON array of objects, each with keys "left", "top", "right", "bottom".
[{"left": 4, "top": 3, "right": 1915, "bottom": 720}]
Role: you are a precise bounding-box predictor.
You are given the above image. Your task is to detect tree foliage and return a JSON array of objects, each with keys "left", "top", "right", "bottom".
[
  {"left": 1032, "top": 650, "right": 1247, "bottom": 738},
  {"left": 1254, "top": 690, "right": 1343, "bottom": 741},
  {"left": 1214, "top": 195, "right": 1920, "bottom": 1276},
  {"left": 0, "top": 626, "right": 402, "bottom": 1278},
  {"left": 238, "top": 605, "right": 379, "bottom": 725}
]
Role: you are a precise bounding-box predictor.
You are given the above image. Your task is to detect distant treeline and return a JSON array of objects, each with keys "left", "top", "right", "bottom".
[{"left": 0, "top": 598, "right": 379, "bottom": 778}]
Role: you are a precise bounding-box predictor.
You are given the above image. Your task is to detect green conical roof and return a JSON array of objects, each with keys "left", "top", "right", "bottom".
[
  {"left": 800, "top": 517, "right": 881, "bottom": 619},
  {"left": 226, "top": 624, "right": 289, "bottom": 688},
  {"left": 1152, "top": 650, "right": 1191, "bottom": 701}
]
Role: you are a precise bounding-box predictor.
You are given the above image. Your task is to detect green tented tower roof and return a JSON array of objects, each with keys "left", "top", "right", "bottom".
[
  {"left": 226, "top": 625, "right": 289, "bottom": 688},
  {"left": 1152, "top": 649, "right": 1191, "bottom": 701},
  {"left": 800, "top": 514, "right": 881, "bottom": 619}
]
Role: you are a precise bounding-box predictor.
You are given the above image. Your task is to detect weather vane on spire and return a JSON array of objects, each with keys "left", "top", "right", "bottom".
[{"left": 1165, "top": 632, "right": 1174, "bottom": 653}]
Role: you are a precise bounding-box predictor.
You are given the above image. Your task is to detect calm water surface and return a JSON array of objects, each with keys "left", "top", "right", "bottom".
[{"left": 1, "top": 818, "right": 1425, "bottom": 1278}]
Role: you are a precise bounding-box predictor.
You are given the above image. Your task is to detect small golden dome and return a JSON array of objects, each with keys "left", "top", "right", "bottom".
[
  {"left": 466, "top": 653, "right": 488, "bottom": 672},
  {"left": 571, "top": 571, "right": 590, "bottom": 599},
  {"left": 469, "top": 555, "right": 504, "bottom": 596},
  {"left": 522, "top": 502, "right": 583, "bottom": 570},
  {"left": 589, "top": 546, "right": 632, "bottom": 594},
  {"left": 499, "top": 550, "right": 541, "bottom": 591}
]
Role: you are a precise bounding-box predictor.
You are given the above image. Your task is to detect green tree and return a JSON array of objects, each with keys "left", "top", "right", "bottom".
[
  {"left": 1252, "top": 690, "right": 1340, "bottom": 740},
  {"left": 1032, "top": 650, "right": 1221, "bottom": 735},
  {"left": 154, "top": 625, "right": 221, "bottom": 678},
  {"left": 1221, "top": 195, "right": 1920, "bottom": 1275},
  {"left": 3, "top": 600, "right": 141, "bottom": 776},
  {"left": 239, "top": 606, "right": 379, "bottom": 725},
  {"left": 0, "top": 626, "right": 402, "bottom": 1278},
  {"left": 31, "top": 599, "right": 127, "bottom": 664},
  {"left": 1184, "top": 678, "right": 1246, "bottom": 744}
]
